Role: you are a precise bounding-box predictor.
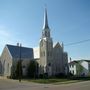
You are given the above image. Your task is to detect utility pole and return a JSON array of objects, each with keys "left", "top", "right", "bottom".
[{"left": 19, "top": 43, "right": 22, "bottom": 82}]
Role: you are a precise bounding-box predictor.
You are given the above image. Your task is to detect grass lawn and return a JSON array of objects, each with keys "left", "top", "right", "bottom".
[
  {"left": 29, "top": 79, "right": 69, "bottom": 84},
  {"left": 53, "top": 80, "right": 83, "bottom": 85},
  {"left": 23, "top": 78, "right": 86, "bottom": 84}
]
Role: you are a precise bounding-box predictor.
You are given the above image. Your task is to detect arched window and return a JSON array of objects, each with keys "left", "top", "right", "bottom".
[
  {"left": 45, "top": 31, "right": 47, "bottom": 37},
  {"left": 0, "top": 61, "right": 2, "bottom": 74},
  {"left": 3, "top": 60, "right": 5, "bottom": 72},
  {"left": 7, "top": 63, "right": 9, "bottom": 73},
  {"left": 43, "top": 51, "right": 45, "bottom": 56}
]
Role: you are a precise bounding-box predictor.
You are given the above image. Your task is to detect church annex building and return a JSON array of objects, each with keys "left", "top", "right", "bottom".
[{"left": 0, "top": 9, "right": 68, "bottom": 77}]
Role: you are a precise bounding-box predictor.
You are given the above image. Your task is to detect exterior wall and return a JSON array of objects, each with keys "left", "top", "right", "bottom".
[
  {"left": 52, "top": 43, "right": 68, "bottom": 75},
  {"left": 33, "top": 47, "right": 40, "bottom": 59},
  {"left": 69, "top": 64, "right": 77, "bottom": 75},
  {"left": 69, "top": 60, "right": 90, "bottom": 76},
  {"left": 0, "top": 46, "right": 12, "bottom": 76},
  {"left": 40, "top": 39, "right": 47, "bottom": 74},
  {"left": 40, "top": 39, "right": 68, "bottom": 76},
  {"left": 0, "top": 45, "right": 35, "bottom": 77},
  {"left": 80, "top": 61, "right": 89, "bottom": 76},
  {"left": 12, "top": 58, "right": 33, "bottom": 76},
  {"left": 88, "top": 62, "right": 90, "bottom": 75},
  {"left": 39, "top": 38, "right": 53, "bottom": 76},
  {"left": 53, "top": 44, "right": 63, "bottom": 75},
  {"left": 22, "top": 59, "right": 32, "bottom": 76},
  {"left": 0, "top": 60, "right": 2, "bottom": 75},
  {"left": 63, "top": 52, "right": 69, "bottom": 75},
  {"left": 36, "top": 59, "right": 40, "bottom": 65}
]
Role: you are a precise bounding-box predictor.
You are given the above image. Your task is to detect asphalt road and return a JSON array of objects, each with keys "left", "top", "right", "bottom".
[{"left": 0, "top": 79, "right": 90, "bottom": 90}]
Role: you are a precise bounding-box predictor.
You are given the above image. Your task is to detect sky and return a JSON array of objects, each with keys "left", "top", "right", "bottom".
[{"left": 0, "top": 0, "right": 90, "bottom": 61}]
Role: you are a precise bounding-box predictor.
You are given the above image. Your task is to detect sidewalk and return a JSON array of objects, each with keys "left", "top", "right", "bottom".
[{"left": 0, "top": 76, "right": 7, "bottom": 79}]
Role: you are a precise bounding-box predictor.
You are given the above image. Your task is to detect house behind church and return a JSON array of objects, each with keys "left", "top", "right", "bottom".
[{"left": 69, "top": 60, "right": 90, "bottom": 76}]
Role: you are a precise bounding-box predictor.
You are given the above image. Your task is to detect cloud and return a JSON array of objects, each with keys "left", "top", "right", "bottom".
[
  {"left": 0, "top": 26, "right": 11, "bottom": 37},
  {"left": 0, "top": 30, "right": 10, "bottom": 37},
  {"left": 0, "top": 26, "right": 12, "bottom": 46},
  {"left": 0, "top": 25, "right": 32, "bottom": 55},
  {"left": 0, "top": 25, "right": 12, "bottom": 54}
]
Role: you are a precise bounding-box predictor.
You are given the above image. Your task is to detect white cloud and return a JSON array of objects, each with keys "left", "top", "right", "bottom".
[
  {"left": 0, "top": 25, "right": 12, "bottom": 55},
  {"left": 0, "top": 26, "right": 12, "bottom": 46},
  {"left": 0, "top": 30, "right": 10, "bottom": 37},
  {"left": 0, "top": 25, "right": 33, "bottom": 55},
  {"left": 0, "top": 25, "right": 11, "bottom": 37}
]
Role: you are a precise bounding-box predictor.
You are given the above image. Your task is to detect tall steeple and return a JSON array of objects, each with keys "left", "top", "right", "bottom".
[
  {"left": 40, "top": 7, "right": 53, "bottom": 76},
  {"left": 43, "top": 8, "right": 49, "bottom": 29},
  {"left": 42, "top": 8, "right": 50, "bottom": 38}
]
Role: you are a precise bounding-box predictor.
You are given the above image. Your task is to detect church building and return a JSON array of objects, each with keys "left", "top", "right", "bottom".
[
  {"left": 0, "top": 8, "right": 68, "bottom": 77},
  {"left": 38, "top": 8, "right": 68, "bottom": 76}
]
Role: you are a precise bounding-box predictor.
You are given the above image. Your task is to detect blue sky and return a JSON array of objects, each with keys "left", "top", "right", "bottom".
[{"left": 0, "top": 0, "right": 90, "bottom": 61}]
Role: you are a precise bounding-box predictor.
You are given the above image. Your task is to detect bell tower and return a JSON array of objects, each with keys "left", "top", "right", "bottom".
[{"left": 39, "top": 8, "right": 53, "bottom": 76}]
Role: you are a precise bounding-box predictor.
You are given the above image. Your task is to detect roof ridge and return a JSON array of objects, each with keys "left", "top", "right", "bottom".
[
  {"left": 6, "top": 44, "right": 34, "bottom": 59},
  {"left": 6, "top": 44, "right": 32, "bottom": 49}
]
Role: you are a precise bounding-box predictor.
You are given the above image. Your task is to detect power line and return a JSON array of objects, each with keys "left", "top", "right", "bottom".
[{"left": 65, "top": 39, "right": 90, "bottom": 46}]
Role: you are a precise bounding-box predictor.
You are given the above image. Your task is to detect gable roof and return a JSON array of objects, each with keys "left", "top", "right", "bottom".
[
  {"left": 84, "top": 60, "right": 90, "bottom": 62},
  {"left": 78, "top": 60, "right": 90, "bottom": 63},
  {"left": 69, "top": 61, "right": 78, "bottom": 65},
  {"left": 69, "top": 60, "right": 90, "bottom": 65},
  {"left": 6, "top": 44, "right": 34, "bottom": 59},
  {"left": 53, "top": 42, "right": 61, "bottom": 48}
]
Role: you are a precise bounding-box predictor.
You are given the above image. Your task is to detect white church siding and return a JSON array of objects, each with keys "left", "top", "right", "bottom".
[
  {"left": 63, "top": 52, "right": 69, "bottom": 75},
  {"left": 33, "top": 47, "right": 40, "bottom": 59},
  {"left": 0, "top": 45, "right": 12, "bottom": 76},
  {"left": 0, "top": 44, "right": 34, "bottom": 77},
  {"left": 53, "top": 42, "right": 63, "bottom": 75},
  {"left": 0, "top": 60, "right": 2, "bottom": 75},
  {"left": 39, "top": 8, "right": 68, "bottom": 76}
]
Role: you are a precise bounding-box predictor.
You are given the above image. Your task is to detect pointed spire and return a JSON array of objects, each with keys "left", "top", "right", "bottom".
[{"left": 43, "top": 8, "right": 49, "bottom": 29}]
